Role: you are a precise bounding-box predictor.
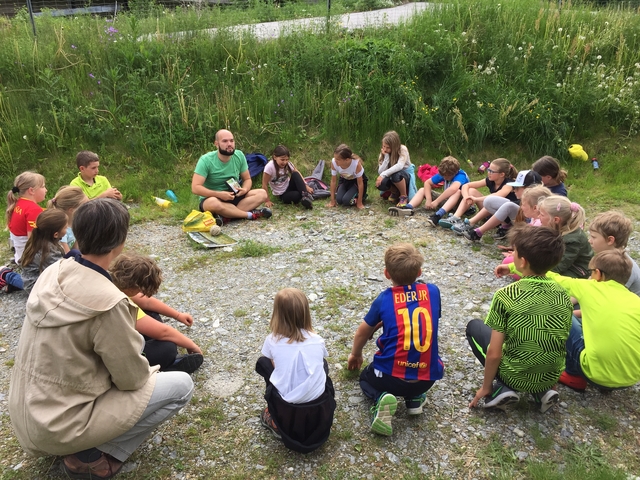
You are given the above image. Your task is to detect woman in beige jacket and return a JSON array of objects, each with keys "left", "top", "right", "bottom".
[{"left": 9, "top": 199, "right": 194, "bottom": 479}]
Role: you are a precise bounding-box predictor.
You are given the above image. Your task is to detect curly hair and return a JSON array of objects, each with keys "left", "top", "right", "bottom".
[
  {"left": 438, "top": 156, "right": 461, "bottom": 177},
  {"left": 110, "top": 253, "right": 163, "bottom": 297}
]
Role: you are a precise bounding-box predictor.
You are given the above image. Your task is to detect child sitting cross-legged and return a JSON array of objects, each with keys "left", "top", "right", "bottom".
[
  {"left": 468, "top": 225, "right": 573, "bottom": 413},
  {"left": 347, "top": 243, "right": 444, "bottom": 436},
  {"left": 110, "top": 254, "right": 203, "bottom": 374}
]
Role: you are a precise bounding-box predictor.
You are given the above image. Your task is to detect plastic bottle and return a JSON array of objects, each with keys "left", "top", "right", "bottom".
[
  {"left": 153, "top": 196, "right": 171, "bottom": 208},
  {"left": 166, "top": 190, "right": 178, "bottom": 202},
  {"left": 466, "top": 159, "right": 474, "bottom": 170},
  {"left": 591, "top": 157, "right": 599, "bottom": 170},
  {"left": 478, "top": 161, "right": 490, "bottom": 173}
]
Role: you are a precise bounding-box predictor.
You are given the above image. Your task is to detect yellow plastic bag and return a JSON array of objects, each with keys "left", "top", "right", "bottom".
[{"left": 181, "top": 210, "right": 217, "bottom": 233}]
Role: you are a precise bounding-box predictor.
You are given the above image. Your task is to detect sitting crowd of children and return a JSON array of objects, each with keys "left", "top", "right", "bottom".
[{"left": 3, "top": 138, "right": 640, "bottom": 457}]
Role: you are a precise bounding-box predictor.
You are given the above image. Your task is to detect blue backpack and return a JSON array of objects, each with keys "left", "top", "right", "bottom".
[{"left": 246, "top": 153, "right": 268, "bottom": 178}]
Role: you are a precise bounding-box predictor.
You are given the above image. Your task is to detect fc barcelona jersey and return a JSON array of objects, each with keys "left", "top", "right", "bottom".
[{"left": 364, "top": 282, "right": 444, "bottom": 381}]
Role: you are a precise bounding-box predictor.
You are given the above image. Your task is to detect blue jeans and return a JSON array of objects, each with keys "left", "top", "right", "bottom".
[
  {"left": 5, "top": 270, "right": 24, "bottom": 290},
  {"left": 565, "top": 315, "right": 585, "bottom": 377}
]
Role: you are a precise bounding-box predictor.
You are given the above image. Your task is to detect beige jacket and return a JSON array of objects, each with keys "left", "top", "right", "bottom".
[{"left": 9, "top": 257, "right": 158, "bottom": 456}]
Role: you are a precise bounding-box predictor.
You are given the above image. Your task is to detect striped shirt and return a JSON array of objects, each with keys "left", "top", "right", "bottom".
[
  {"left": 365, "top": 283, "right": 444, "bottom": 381},
  {"left": 486, "top": 276, "right": 573, "bottom": 393}
]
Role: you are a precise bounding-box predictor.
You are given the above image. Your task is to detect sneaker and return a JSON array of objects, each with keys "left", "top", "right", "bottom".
[
  {"left": 370, "top": 393, "right": 397, "bottom": 436},
  {"left": 388, "top": 206, "right": 414, "bottom": 217},
  {"left": 300, "top": 192, "right": 313, "bottom": 210},
  {"left": 531, "top": 389, "right": 559, "bottom": 413},
  {"left": 260, "top": 407, "right": 281, "bottom": 439},
  {"left": 63, "top": 453, "right": 123, "bottom": 480},
  {"left": 426, "top": 213, "right": 442, "bottom": 228},
  {"left": 559, "top": 371, "right": 587, "bottom": 391},
  {"left": 0, "top": 267, "right": 11, "bottom": 290},
  {"left": 396, "top": 195, "right": 409, "bottom": 208},
  {"left": 464, "top": 205, "right": 478, "bottom": 216},
  {"left": 494, "top": 226, "right": 511, "bottom": 240},
  {"left": 380, "top": 190, "right": 392, "bottom": 200},
  {"left": 451, "top": 219, "right": 471, "bottom": 235},
  {"left": 163, "top": 354, "right": 204, "bottom": 374},
  {"left": 483, "top": 381, "right": 520, "bottom": 410},
  {"left": 214, "top": 214, "right": 230, "bottom": 227},
  {"left": 463, "top": 228, "right": 482, "bottom": 242},
  {"left": 438, "top": 215, "right": 462, "bottom": 229},
  {"left": 406, "top": 393, "right": 428, "bottom": 415},
  {"left": 250, "top": 207, "right": 272, "bottom": 220}
]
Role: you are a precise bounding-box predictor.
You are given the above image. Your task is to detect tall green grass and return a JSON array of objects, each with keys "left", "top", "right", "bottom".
[{"left": 0, "top": 0, "right": 639, "bottom": 198}]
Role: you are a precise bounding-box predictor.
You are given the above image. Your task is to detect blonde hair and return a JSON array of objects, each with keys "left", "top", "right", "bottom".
[
  {"left": 270, "top": 288, "right": 313, "bottom": 343},
  {"left": 6, "top": 171, "right": 46, "bottom": 225},
  {"left": 589, "top": 211, "right": 633, "bottom": 249},
  {"left": 438, "top": 156, "right": 460, "bottom": 177},
  {"left": 590, "top": 250, "right": 632, "bottom": 285},
  {"left": 47, "top": 186, "right": 87, "bottom": 215},
  {"left": 20, "top": 209, "right": 67, "bottom": 271},
  {"left": 521, "top": 185, "right": 553, "bottom": 208},
  {"left": 538, "top": 195, "right": 586, "bottom": 235},
  {"left": 490, "top": 158, "right": 518, "bottom": 180},
  {"left": 379, "top": 131, "right": 402, "bottom": 167},
  {"left": 110, "top": 253, "right": 163, "bottom": 297},
  {"left": 384, "top": 243, "right": 424, "bottom": 285}
]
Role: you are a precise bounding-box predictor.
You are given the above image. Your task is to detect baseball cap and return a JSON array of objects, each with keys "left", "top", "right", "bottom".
[{"left": 507, "top": 170, "right": 542, "bottom": 187}]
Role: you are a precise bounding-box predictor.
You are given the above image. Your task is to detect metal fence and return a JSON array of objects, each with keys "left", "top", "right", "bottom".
[{"left": 0, "top": 0, "right": 637, "bottom": 18}]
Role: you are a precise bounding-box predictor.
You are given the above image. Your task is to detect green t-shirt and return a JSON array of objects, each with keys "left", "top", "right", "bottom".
[
  {"left": 485, "top": 276, "right": 573, "bottom": 393},
  {"left": 70, "top": 173, "right": 112, "bottom": 199},
  {"left": 547, "top": 272, "right": 640, "bottom": 387},
  {"left": 193, "top": 150, "right": 248, "bottom": 199}
]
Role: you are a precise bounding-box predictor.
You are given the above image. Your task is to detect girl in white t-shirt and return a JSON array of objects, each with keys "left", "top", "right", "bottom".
[
  {"left": 262, "top": 145, "right": 314, "bottom": 210},
  {"left": 327, "top": 144, "right": 367, "bottom": 209},
  {"left": 256, "top": 288, "right": 335, "bottom": 451}
]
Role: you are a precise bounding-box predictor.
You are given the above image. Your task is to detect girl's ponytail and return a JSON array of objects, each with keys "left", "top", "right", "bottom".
[{"left": 5, "top": 172, "right": 45, "bottom": 225}]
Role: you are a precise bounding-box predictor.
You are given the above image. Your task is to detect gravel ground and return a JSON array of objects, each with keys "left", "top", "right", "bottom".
[{"left": 1, "top": 203, "right": 640, "bottom": 479}]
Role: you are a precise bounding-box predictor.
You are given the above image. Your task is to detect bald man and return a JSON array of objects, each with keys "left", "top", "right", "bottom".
[{"left": 192, "top": 129, "right": 270, "bottom": 223}]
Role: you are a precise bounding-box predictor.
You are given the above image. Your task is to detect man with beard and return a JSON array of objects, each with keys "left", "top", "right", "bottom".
[{"left": 192, "top": 129, "right": 271, "bottom": 223}]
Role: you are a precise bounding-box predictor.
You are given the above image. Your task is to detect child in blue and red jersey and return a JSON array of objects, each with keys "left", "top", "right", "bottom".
[{"left": 347, "top": 243, "right": 444, "bottom": 436}]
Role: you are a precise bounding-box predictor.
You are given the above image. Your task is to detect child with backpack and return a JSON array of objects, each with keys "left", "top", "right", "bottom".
[
  {"left": 255, "top": 288, "right": 336, "bottom": 453},
  {"left": 262, "top": 145, "right": 314, "bottom": 210}
]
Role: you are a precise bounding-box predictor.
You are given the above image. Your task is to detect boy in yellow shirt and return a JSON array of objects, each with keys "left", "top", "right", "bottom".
[{"left": 70, "top": 151, "right": 122, "bottom": 200}]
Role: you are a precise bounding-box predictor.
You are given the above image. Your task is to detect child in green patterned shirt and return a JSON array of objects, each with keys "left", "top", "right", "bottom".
[{"left": 467, "top": 225, "right": 573, "bottom": 413}]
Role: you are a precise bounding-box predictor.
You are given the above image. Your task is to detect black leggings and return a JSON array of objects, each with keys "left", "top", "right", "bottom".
[
  {"left": 279, "top": 171, "right": 307, "bottom": 204},
  {"left": 141, "top": 310, "right": 178, "bottom": 370},
  {"left": 359, "top": 363, "right": 435, "bottom": 404}
]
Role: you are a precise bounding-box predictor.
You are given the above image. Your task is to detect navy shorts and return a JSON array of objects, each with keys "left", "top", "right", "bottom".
[{"left": 199, "top": 193, "right": 246, "bottom": 212}]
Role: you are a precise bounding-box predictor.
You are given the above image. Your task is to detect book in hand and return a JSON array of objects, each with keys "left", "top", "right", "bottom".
[{"left": 226, "top": 178, "right": 241, "bottom": 194}]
